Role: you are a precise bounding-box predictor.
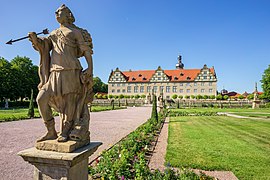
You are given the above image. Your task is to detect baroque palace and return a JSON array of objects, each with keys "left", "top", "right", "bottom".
[{"left": 108, "top": 55, "right": 217, "bottom": 99}]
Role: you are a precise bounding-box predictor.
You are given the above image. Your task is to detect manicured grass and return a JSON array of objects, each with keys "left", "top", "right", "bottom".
[
  {"left": 230, "top": 112, "right": 270, "bottom": 118},
  {"left": 90, "top": 105, "right": 126, "bottom": 112},
  {"left": 0, "top": 108, "right": 40, "bottom": 122},
  {"left": 0, "top": 106, "right": 126, "bottom": 122},
  {"left": 166, "top": 115, "right": 270, "bottom": 179},
  {"left": 171, "top": 107, "right": 270, "bottom": 113}
]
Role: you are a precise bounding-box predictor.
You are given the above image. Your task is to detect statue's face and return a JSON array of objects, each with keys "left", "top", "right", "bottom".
[{"left": 55, "top": 8, "right": 69, "bottom": 24}]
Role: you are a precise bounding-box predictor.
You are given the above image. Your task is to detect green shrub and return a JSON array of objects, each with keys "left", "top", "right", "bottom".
[
  {"left": 151, "top": 95, "right": 158, "bottom": 123},
  {"left": 28, "top": 89, "right": 34, "bottom": 118}
]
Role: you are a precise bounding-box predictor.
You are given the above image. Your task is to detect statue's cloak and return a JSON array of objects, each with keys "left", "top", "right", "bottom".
[{"left": 33, "top": 37, "right": 52, "bottom": 89}]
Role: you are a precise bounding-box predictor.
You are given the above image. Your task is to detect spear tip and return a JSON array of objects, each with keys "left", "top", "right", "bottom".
[{"left": 6, "top": 39, "right": 13, "bottom": 45}]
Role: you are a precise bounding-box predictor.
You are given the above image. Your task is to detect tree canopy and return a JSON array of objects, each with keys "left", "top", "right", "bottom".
[
  {"left": 1, "top": 56, "right": 108, "bottom": 103},
  {"left": 93, "top": 77, "right": 108, "bottom": 93},
  {"left": 261, "top": 65, "right": 270, "bottom": 100},
  {"left": 0, "top": 56, "right": 39, "bottom": 101}
]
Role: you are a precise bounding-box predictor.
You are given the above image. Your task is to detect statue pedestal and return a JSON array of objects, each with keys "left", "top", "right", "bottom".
[
  {"left": 252, "top": 100, "right": 260, "bottom": 109},
  {"left": 18, "top": 142, "right": 102, "bottom": 180}
]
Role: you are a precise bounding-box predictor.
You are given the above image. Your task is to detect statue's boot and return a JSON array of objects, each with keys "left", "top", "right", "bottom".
[
  {"left": 57, "top": 121, "right": 72, "bottom": 142},
  {"left": 36, "top": 118, "right": 58, "bottom": 142}
]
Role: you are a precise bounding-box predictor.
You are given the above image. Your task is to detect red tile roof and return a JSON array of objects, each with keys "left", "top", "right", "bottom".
[
  {"left": 121, "top": 68, "right": 215, "bottom": 82},
  {"left": 122, "top": 70, "right": 155, "bottom": 82}
]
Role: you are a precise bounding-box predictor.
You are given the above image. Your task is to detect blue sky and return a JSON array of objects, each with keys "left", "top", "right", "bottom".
[{"left": 1, "top": 0, "right": 269, "bottom": 93}]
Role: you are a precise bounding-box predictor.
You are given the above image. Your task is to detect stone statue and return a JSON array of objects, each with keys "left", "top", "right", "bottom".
[{"left": 28, "top": 4, "right": 94, "bottom": 143}]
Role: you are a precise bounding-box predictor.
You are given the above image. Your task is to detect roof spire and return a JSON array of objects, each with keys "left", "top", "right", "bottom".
[{"left": 176, "top": 53, "right": 184, "bottom": 69}]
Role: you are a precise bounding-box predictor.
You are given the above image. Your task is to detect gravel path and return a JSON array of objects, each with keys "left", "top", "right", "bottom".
[
  {"left": 0, "top": 106, "right": 151, "bottom": 180},
  {"left": 148, "top": 117, "right": 169, "bottom": 171}
]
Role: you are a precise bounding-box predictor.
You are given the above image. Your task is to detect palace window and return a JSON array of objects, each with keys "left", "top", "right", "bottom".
[
  {"left": 166, "top": 86, "right": 170, "bottom": 93},
  {"left": 209, "top": 82, "right": 212, "bottom": 86},
  {"left": 127, "top": 86, "right": 131, "bottom": 93},
  {"left": 180, "top": 89, "right": 183, "bottom": 93},
  {"left": 187, "top": 89, "right": 190, "bottom": 93},
  {"left": 134, "top": 86, "right": 138, "bottom": 93},
  {"left": 122, "top": 89, "right": 126, "bottom": 93},
  {"left": 140, "top": 86, "right": 144, "bottom": 93},
  {"left": 186, "top": 83, "right": 190, "bottom": 86},
  {"left": 158, "top": 77, "right": 161, "bottom": 80},
  {"left": 194, "top": 89, "right": 197, "bottom": 93},
  {"left": 147, "top": 86, "right": 151, "bottom": 92},
  {"left": 194, "top": 82, "right": 197, "bottom": 86},
  {"left": 180, "top": 83, "right": 183, "bottom": 86},
  {"left": 209, "top": 89, "right": 213, "bottom": 93},
  {"left": 117, "top": 84, "right": 120, "bottom": 87},
  {"left": 201, "top": 89, "right": 205, "bottom": 93},
  {"left": 160, "top": 86, "right": 164, "bottom": 92},
  {"left": 112, "top": 84, "right": 115, "bottom": 87},
  {"left": 201, "top": 82, "right": 204, "bottom": 86},
  {"left": 153, "top": 86, "right": 157, "bottom": 92},
  {"left": 173, "top": 86, "right": 177, "bottom": 92},
  {"left": 112, "top": 89, "right": 115, "bottom": 93},
  {"left": 117, "top": 89, "right": 120, "bottom": 93},
  {"left": 203, "top": 76, "right": 207, "bottom": 79}
]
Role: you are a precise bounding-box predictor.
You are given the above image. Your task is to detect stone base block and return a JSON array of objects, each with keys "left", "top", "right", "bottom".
[
  {"left": 35, "top": 139, "right": 90, "bottom": 153},
  {"left": 18, "top": 142, "right": 102, "bottom": 180}
]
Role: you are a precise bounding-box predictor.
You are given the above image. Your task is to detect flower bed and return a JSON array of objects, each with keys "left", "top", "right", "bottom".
[{"left": 88, "top": 110, "right": 212, "bottom": 179}]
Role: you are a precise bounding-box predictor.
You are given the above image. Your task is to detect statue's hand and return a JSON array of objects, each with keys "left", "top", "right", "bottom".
[{"left": 28, "top": 32, "right": 38, "bottom": 44}]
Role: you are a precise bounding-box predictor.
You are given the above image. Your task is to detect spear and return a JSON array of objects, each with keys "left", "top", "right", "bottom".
[{"left": 6, "top": 28, "right": 49, "bottom": 45}]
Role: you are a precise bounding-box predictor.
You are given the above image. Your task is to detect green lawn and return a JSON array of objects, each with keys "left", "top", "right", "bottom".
[
  {"left": 0, "top": 106, "right": 126, "bottom": 122},
  {"left": 229, "top": 112, "right": 270, "bottom": 119},
  {"left": 90, "top": 105, "right": 126, "bottom": 112},
  {"left": 0, "top": 108, "right": 40, "bottom": 122},
  {"left": 170, "top": 107, "right": 270, "bottom": 113},
  {"left": 166, "top": 115, "right": 270, "bottom": 179}
]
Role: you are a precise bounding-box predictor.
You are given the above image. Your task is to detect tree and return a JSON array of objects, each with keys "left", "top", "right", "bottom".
[
  {"left": 119, "top": 94, "right": 124, "bottom": 99},
  {"left": 247, "top": 94, "right": 254, "bottom": 100},
  {"left": 10, "top": 56, "right": 39, "bottom": 101},
  {"left": 151, "top": 94, "right": 158, "bottom": 124},
  {"left": 185, "top": 95, "right": 190, "bottom": 99},
  {"left": 238, "top": 95, "right": 244, "bottom": 100},
  {"left": 203, "top": 95, "right": 209, "bottom": 100},
  {"left": 141, "top": 94, "right": 146, "bottom": 99},
  {"left": 210, "top": 95, "right": 216, "bottom": 100},
  {"left": 93, "top": 77, "right": 108, "bottom": 93},
  {"left": 261, "top": 65, "right": 270, "bottom": 100},
  {"left": 0, "top": 57, "right": 13, "bottom": 101},
  {"left": 28, "top": 89, "right": 34, "bottom": 118},
  {"left": 191, "top": 95, "right": 195, "bottom": 99},
  {"left": 178, "top": 95, "right": 183, "bottom": 99},
  {"left": 196, "top": 95, "right": 203, "bottom": 100},
  {"left": 172, "top": 94, "right": 178, "bottom": 99},
  {"left": 135, "top": 94, "right": 140, "bottom": 99},
  {"left": 108, "top": 94, "right": 113, "bottom": 99},
  {"left": 216, "top": 94, "right": 223, "bottom": 100},
  {"left": 223, "top": 95, "right": 229, "bottom": 100}
]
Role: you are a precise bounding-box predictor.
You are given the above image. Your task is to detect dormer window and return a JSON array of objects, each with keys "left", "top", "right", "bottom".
[
  {"left": 174, "top": 76, "right": 178, "bottom": 80},
  {"left": 180, "top": 73, "right": 184, "bottom": 76},
  {"left": 187, "top": 77, "right": 191, "bottom": 80},
  {"left": 132, "top": 77, "right": 136, "bottom": 81},
  {"left": 138, "top": 74, "right": 142, "bottom": 77},
  {"left": 143, "top": 77, "right": 147, "bottom": 80}
]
